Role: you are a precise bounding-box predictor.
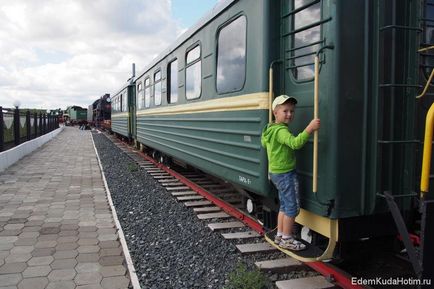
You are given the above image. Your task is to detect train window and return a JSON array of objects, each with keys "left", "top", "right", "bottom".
[
  {"left": 122, "top": 92, "right": 128, "bottom": 112},
  {"left": 137, "top": 82, "right": 144, "bottom": 109},
  {"left": 217, "top": 16, "right": 247, "bottom": 94},
  {"left": 168, "top": 59, "right": 178, "bottom": 103},
  {"left": 154, "top": 71, "right": 162, "bottom": 106},
  {"left": 186, "top": 46, "right": 201, "bottom": 99},
  {"left": 144, "top": 77, "right": 151, "bottom": 108},
  {"left": 291, "top": 0, "right": 321, "bottom": 80}
]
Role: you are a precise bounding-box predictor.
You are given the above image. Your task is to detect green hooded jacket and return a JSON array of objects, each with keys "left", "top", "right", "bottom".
[{"left": 261, "top": 123, "right": 310, "bottom": 174}]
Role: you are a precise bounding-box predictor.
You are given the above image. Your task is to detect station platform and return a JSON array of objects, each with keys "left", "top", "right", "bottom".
[{"left": 0, "top": 127, "right": 133, "bottom": 289}]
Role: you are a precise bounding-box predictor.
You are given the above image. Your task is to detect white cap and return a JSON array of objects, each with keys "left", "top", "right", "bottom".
[{"left": 272, "top": 95, "right": 298, "bottom": 110}]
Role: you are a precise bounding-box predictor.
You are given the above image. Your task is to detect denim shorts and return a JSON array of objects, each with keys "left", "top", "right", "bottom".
[{"left": 270, "top": 171, "right": 300, "bottom": 217}]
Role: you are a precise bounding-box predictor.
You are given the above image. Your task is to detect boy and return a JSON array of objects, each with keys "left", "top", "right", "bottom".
[{"left": 261, "top": 95, "right": 320, "bottom": 251}]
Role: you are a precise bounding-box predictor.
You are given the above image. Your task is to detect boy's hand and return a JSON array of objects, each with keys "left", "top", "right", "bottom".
[{"left": 305, "top": 118, "right": 320, "bottom": 134}]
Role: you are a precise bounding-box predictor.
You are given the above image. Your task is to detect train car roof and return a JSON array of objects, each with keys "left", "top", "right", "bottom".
[
  {"left": 111, "top": 80, "right": 134, "bottom": 97},
  {"left": 134, "top": 0, "right": 237, "bottom": 80}
]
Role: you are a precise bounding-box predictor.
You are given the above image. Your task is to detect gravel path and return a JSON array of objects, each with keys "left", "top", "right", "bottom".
[{"left": 92, "top": 132, "right": 275, "bottom": 289}]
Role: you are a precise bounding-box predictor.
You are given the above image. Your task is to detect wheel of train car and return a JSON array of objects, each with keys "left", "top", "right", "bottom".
[
  {"left": 152, "top": 151, "right": 160, "bottom": 161},
  {"left": 159, "top": 155, "right": 171, "bottom": 168}
]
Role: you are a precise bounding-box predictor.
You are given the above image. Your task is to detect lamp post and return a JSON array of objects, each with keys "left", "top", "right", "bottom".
[
  {"left": 13, "top": 101, "right": 20, "bottom": 146},
  {"left": 0, "top": 106, "right": 4, "bottom": 152},
  {"left": 46, "top": 109, "right": 50, "bottom": 131}
]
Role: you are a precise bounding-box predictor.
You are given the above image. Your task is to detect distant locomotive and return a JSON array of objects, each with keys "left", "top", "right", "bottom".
[
  {"left": 89, "top": 94, "right": 112, "bottom": 131},
  {"left": 109, "top": 0, "right": 433, "bottom": 275}
]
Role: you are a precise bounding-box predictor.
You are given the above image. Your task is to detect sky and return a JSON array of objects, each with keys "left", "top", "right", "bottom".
[{"left": 0, "top": 0, "right": 219, "bottom": 110}]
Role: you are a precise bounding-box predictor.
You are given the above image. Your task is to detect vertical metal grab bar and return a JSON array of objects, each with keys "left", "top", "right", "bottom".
[
  {"left": 421, "top": 103, "right": 434, "bottom": 198},
  {"left": 313, "top": 55, "right": 319, "bottom": 193},
  {"left": 313, "top": 45, "right": 334, "bottom": 193}
]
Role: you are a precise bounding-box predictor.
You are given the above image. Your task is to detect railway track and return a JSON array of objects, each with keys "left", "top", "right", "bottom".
[{"left": 103, "top": 131, "right": 365, "bottom": 289}]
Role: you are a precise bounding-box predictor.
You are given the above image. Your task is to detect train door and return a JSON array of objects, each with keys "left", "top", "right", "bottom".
[
  {"left": 279, "top": 0, "right": 335, "bottom": 216},
  {"left": 129, "top": 84, "right": 136, "bottom": 140}
]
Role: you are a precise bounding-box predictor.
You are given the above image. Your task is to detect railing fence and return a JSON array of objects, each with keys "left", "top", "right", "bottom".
[{"left": 0, "top": 106, "right": 59, "bottom": 152}]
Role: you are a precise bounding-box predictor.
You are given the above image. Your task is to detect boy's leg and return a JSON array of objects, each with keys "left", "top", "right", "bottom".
[
  {"left": 275, "top": 212, "right": 284, "bottom": 244},
  {"left": 282, "top": 214, "right": 295, "bottom": 237},
  {"left": 278, "top": 173, "right": 306, "bottom": 251},
  {"left": 278, "top": 211, "right": 284, "bottom": 233}
]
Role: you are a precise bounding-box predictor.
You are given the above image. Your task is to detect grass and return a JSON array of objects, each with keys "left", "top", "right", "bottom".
[
  {"left": 127, "top": 163, "right": 139, "bottom": 172},
  {"left": 224, "top": 262, "right": 268, "bottom": 289}
]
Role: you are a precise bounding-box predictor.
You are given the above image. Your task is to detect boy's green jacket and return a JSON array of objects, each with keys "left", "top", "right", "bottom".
[{"left": 261, "top": 123, "right": 310, "bottom": 174}]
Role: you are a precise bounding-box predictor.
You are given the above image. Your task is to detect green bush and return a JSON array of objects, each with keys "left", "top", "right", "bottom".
[{"left": 224, "top": 262, "right": 268, "bottom": 289}]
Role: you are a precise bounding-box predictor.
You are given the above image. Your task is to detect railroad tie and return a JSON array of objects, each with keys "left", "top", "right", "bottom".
[
  {"left": 207, "top": 221, "right": 244, "bottom": 231},
  {"left": 146, "top": 169, "right": 163, "bottom": 173},
  {"left": 184, "top": 200, "right": 212, "bottom": 207},
  {"left": 176, "top": 195, "right": 204, "bottom": 201},
  {"left": 255, "top": 258, "right": 303, "bottom": 272},
  {"left": 196, "top": 212, "right": 230, "bottom": 220},
  {"left": 166, "top": 186, "right": 190, "bottom": 191},
  {"left": 275, "top": 276, "right": 334, "bottom": 289},
  {"left": 235, "top": 242, "right": 277, "bottom": 254},
  {"left": 158, "top": 179, "right": 180, "bottom": 183},
  {"left": 161, "top": 182, "right": 184, "bottom": 187},
  {"left": 153, "top": 175, "right": 172, "bottom": 179},
  {"left": 221, "top": 231, "right": 260, "bottom": 239},
  {"left": 171, "top": 191, "right": 198, "bottom": 196},
  {"left": 149, "top": 172, "right": 170, "bottom": 176},
  {"left": 193, "top": 206, "right": 221, "bottom": 213}
]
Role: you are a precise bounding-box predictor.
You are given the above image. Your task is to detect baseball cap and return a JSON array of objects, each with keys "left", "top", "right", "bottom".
[{"left": 272, "top": 95, "right": 298, "bottom": 110}]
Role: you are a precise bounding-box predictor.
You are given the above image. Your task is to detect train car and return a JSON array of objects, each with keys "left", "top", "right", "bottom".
[
  {"left": 65, "top": 106, "right": 88, "bottom": 125},
  {"left": 111, "top": 80, "right": 135, "bottom": 139},
  {"left": 115, "top": 0, "right": 433, "bottom": 268}
]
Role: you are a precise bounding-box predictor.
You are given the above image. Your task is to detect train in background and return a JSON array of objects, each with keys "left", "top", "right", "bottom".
[
  {"left": 88, "top": 94, "right": 112, "bottom": 131},
  {"left": 108, "top": 0, "right": 433, "bottom": 280}
]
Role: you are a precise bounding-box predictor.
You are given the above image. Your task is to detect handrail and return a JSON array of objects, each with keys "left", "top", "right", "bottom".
[
  {"left": 313, "top": 45, "right": 334, "bottom": 193},
  {"left": 418, "top": 45, "right": 434, "bottom": 53},
  {"left": 417, "top": 46, "right": 434, "bottom": 99},
  {"left": 420, "top": 103, "right": 434, "bottom": 199},
  {"left": 313, "top": 55, "right": 319, "bottom": 193},
  {"left": 416, "top": 68, "right": 434, "bottom": 99},
  {"left": 268, "top": 60, "right": 282, "bottom": 123}
]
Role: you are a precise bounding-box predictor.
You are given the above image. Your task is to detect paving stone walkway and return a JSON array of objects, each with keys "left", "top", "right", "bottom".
[{"left": 0, "top": 127, "right": 131, "bottom": 289}]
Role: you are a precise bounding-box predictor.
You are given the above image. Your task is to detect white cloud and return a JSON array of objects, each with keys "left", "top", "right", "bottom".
[{"left": 0, "top": 0, "right": 185, "bottom": 109}]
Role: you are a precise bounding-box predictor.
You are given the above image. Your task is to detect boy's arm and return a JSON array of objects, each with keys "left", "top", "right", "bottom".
[{"left": 276, "top": 129, "right": 310, "bottom": 150}]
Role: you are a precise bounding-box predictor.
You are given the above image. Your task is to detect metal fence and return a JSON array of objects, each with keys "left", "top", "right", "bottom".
[{"left": 0, "top": 106, "right": 59, "bottom": 152}]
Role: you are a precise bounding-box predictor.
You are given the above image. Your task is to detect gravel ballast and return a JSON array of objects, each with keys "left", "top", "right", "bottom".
[{"left": 92, "top": 132, "right": 275, "bottom": 289}]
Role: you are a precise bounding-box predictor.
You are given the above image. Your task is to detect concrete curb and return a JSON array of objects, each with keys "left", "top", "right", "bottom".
[
  {"left": 91, "top": 130, "right": 142, "bottom": 289},
  {"left": 0, "top": 126, "right": 65, "bottom": 172}
]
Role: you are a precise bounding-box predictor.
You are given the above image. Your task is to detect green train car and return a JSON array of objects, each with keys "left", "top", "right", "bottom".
[
  {"left": 111, "top": 0, "right": 433, "bottom": 266},
  {"left": 111, "top": 82, "right": 135, "bottom": 139}
]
